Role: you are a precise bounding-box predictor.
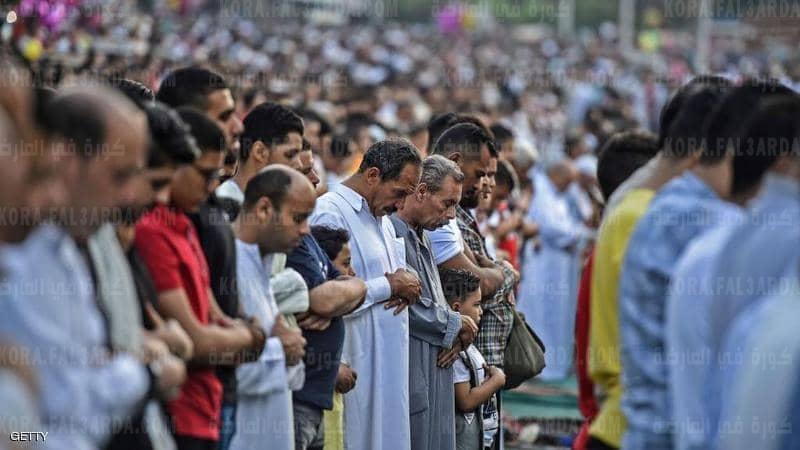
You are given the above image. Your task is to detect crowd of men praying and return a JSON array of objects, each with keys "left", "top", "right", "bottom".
[{"left": 1, "top": 35, "right": 800, "bottom": 450}]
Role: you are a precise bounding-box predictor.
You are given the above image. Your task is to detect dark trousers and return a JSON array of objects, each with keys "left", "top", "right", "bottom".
[
  {"left": 218, "top": 403, "right": 237, "bottom": 450},
  {"left": 174, "top": 435, "right": 217, "bottom": 450},
  {"left": 586, "top": 436, "right": 618, "bottom": 450}
]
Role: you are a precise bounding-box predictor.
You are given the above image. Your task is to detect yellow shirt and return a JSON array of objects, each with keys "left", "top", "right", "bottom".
[{"left": 588, "top": 188, "right": 655, "bottom": 447}]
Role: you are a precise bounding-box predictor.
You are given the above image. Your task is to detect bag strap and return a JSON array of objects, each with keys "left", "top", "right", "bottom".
[{"left": 459, "top": 350, "right": 480, "bottom": 389}]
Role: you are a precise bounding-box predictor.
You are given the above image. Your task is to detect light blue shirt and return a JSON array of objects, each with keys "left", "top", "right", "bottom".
[
  {"left": 427, "top": 217, "right": 464, "bottom": 265},
  {"left": 0, "top": 224, "right": 149, "bottom": 450},
  {"left": 230, "top": 240, "right": 292, "bottom": 450},
  {"left": 667, "top": 174, "right": 800, "bottom": 450},
  {"left": 619, "top": 172, "right": 739, "bottom": 449},
  {"left": 714, "top": 266, "right": 800, "bottom": 450},
  {"left": 666, "top": 216, "right": 743, "bottom": 450},
  {"left": 311, "top": 183, "right": 410, "bottom": 450}
]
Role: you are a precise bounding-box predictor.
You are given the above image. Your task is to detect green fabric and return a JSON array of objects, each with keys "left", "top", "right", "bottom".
[{"left": 502, "top": 377, "right": 581, "bottom": 420}]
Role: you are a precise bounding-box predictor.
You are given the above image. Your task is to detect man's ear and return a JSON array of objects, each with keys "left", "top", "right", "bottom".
[
  {"left": 256, "top": 195, "right": 274, "bottom": 222},
  {"left": 448, "top": 152, "right": 463, "bottom": 165},
  {"left": 416, "top": 182, "right": 428, "bottom": 200},
  {"left": 252, "top": 141, "right": 270, "bottom": 164},
  {"left": 451, "top": 301, "right": 462, "bottom": 312},
  {"left": 365, "top": 167, "right": 381, "bottom": 186}
]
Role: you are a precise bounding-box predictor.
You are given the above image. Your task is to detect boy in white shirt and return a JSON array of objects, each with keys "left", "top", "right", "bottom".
[{"left": 440, "top": 268, "right": 506, "bottom": 450}]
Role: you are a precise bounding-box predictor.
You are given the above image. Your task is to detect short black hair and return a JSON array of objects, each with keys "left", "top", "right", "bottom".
[
  {"left": 358, "top": 139, "right": 422, "bottom": 181},
  {"left": 703, "top": 79, "right": 797, "bottom": 165},
  {"left": 439, "top": 268, "right": 481, "bottom": 305},
  {"left": 427, "top": 112, "right": 459, "bottom": 153},
  {"left": 733, "top": 96, "right": 800, "bottom": 196},
  {"left": 243, "top": 166, "right": 293, "bottom": 211},
  {"left": 490, "top": 123, "right": 514, "bottom": 146},
  {"left": 177, "top": 107, "right": 226, "bottom": 153},
  {"left": 662, "top": 77, "right": 733, "bottom": 159},
  {"left": 156, "top": 67, "right": 228, "bottom": 110},
  {"left": 109, "top": 78, "right": 155, "bottom": 106},
  {"left": 658, "top": 75, "right": 732, "bottom": 150},
  {"left": 454, "top": 115, "right": 494, "bottom": 141},
  {"left": 42, "top": 92, "right": 108, "bottom": 159},
  {"left": 240, "top": 102, "right": 304, "bottom": 161},
  {"left": 144, "top": 102, "right": 200, "bottom": 168},
  {"left": 597, "top": 130, "right": 659, "bottom": 200},
  {"left": 432, "top": 123, "right": 497, "bottom": 160},
  {"left": 495, "top": 159, "right": 517, "bottom": 191},
  {"left": 311, "top": 226, "right": 351, "bottom": 261}
]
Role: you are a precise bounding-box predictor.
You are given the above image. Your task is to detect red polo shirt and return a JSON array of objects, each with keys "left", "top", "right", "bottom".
[{"left": 135, "top": 204, "right": 222, "bottom": 441}]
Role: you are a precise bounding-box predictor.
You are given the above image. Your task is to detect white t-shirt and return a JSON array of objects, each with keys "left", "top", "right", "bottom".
[
  {"left": 428, "top": 218, "right": 464, "bottom": 265},
  {"left": 453, "top": 344, "right": 499, "bottom": 447}
]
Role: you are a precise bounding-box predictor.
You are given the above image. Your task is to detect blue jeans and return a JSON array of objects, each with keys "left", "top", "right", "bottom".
[{"left": 218, "top": 403, "right": 236, "bottom": 450}]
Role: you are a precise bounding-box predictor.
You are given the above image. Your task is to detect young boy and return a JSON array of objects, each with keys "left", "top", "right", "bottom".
[
  {"left": 310, "top": 226, "right": 358, "bottom": 450},
  {"left": 440, "top": 268, "right": 506, "bottom": 450}
]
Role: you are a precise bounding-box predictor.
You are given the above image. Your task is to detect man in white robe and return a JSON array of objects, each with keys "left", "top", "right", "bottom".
[
  {"left": 311, "top": 140, "right": 423, "bottom": 450},
  {"left": 518, "top": 161, "right": 594, "bottom": 380}
]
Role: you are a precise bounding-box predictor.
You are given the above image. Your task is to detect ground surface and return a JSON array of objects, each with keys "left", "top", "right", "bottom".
[{"left": 502, "top": 376, "right": 581, "bottom": 449}]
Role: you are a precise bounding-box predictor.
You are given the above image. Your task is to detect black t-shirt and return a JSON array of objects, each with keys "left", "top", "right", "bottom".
[
  {"left": 188, "top": 194, "right": 240, "bottom": 404},
  {"left": 286, "top": 234, "right": 344, "bottom": 411}
]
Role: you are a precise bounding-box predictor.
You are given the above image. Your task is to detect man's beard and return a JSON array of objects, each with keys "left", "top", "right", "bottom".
[{"left": 459, "top": 191, "right": 479, "bottom": 209}]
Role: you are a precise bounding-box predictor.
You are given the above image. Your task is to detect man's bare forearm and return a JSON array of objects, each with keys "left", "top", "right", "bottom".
[{"left": 308, "top": 277, "right": 368, "bottom": 317}]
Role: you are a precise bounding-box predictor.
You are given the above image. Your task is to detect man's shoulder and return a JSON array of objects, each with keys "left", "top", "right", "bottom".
[
  {"left": 313, "top": 191, "right": 345, "bottom": 214},
  {"left": 429, "top": 218, "right": 458, "bottom": 239},
  {"left": 289, "top": 235, "right": 320, "bottom": 259},
  {"left": 135, "top": 209, "right": 173, "bottom": 237},
  {"left": 600, "top": 192, "right": 653, "bottom": 239},
  {"left": 388, "top": 214, "right": 412, "bottom": 236}
]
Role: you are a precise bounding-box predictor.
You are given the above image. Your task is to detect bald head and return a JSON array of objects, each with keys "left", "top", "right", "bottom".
[
  {"left": 44, "top": 86, "right": 147, "bottom": 159},
  {"left": 547, "top": 159, "right": 578, "bottom": 193},
  {"left": 242, "top": 164, "right": 316, "bottom": 254},
  {"left": 244, "top": 165, "right": 314, "bottom": 211},
  {"left": 41, "top": 86, "right": 149, "bottom": 240}
]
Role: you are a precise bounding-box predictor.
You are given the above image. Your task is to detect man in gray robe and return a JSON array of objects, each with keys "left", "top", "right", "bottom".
[{"left": 391, "top": 155, "right": 479, "bottom": 450}]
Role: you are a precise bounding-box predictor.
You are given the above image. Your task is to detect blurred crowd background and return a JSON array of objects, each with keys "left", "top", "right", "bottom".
[
  {"left": 5, "top": 0, "right": 800, "bottom": 167},
  {"left": 4, "top": 1, "right": 800, "bottom": 449}
]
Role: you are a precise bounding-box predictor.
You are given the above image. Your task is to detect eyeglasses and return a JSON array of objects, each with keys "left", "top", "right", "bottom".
[{"left": 193, "top": 164, "right": 222, "bottom": 186}]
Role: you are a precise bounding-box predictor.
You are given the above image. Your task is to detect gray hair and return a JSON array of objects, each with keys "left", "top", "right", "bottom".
[{"left": 421, "top": 155, "right": 464, "bottom": 193}]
